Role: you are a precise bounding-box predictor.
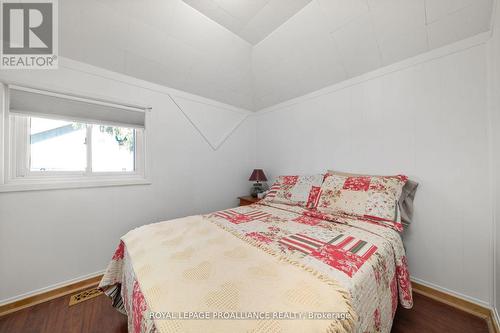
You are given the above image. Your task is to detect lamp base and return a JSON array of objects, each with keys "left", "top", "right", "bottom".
[{"left": 250, "top": 183, "right": 264, "bottom": 198}]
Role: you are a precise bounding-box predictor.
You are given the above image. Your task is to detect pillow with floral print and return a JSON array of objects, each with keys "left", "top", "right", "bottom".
[
  {"left": 316, "top": 173, "right": 408, "bottom": 230},
  {"left": 263, "top": 174, "right": 324, "bottom": 208},
  {"left": 327, "top": 170, "right": 418, "bottom": 227}
]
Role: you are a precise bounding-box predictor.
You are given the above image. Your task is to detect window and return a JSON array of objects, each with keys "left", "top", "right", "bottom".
[
  {"left": 1, "top": 85, "right": 151, "bottom": 192},
  {"left": 29, "top": 118, "right": 87, "bottom": 172},
  {"left": 25, "top": 117, "right": 137, "bottom": 174},
  {"left": 91, "top": 124, "right": 136, "bottom": 172}
]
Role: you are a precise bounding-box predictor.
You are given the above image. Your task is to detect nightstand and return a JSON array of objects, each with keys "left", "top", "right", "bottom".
[{"left": 238, "top": 196, "right": 260, "bottom": 206}]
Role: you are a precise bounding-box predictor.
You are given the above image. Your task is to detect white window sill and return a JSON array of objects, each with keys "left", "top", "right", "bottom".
[{"left": 0, "top": 177, "right": 152, "bottom": 193}]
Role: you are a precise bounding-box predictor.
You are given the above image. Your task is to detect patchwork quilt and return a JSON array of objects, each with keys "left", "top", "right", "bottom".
[{"left": 99, "top": 201, "right": 412, "bottom": 333}]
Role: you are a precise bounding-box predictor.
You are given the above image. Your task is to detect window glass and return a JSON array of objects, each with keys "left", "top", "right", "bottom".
[
  {"left": 91, "top": 125, "right": 135, "bottom": 172},
  {"left": 30, "top": 117, "right": 87, "bottom": 172}
]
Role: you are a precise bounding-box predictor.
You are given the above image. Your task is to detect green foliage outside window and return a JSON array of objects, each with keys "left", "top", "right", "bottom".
[
  {"left": 72, "top": 123, "right": 135, "bottom": 152},
  {"left": 99, "top": 125, "right": 135, "bottom": 152}
]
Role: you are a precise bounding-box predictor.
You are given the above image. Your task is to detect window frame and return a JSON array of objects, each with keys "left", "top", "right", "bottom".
[{"left": 0, "top": 83, "right": 152, "bottom": 192}]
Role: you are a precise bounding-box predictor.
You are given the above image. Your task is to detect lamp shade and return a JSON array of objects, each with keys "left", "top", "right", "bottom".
[{"left": 249, "top": 169, "right": 267, "bottom": 182}]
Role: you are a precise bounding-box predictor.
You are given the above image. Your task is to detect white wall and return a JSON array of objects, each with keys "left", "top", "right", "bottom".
[
  {"left": 488, "top": 0, "right": 500, "bottom": 318},
  {"left": 60, "top": 0, "right": 254, "bottom": 110},
  {"left": 0, "top": 59, "right": 256, "bottom": 303},
  {"left": 255, "top": 39, "right": 493, "bottom": 305}
]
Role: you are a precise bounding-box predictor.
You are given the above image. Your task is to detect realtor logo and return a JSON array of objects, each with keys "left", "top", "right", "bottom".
[{"left": 1, "top": 0, "right": 58, "bottom": 69}]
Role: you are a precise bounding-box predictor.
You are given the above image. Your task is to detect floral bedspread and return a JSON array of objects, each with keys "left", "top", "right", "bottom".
[{"left": 100, "top": 201, "right": 412, "bottom": 333}]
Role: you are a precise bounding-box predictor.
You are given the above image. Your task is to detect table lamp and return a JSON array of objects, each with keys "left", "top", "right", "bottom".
[{"left": 249, "top": 169, "right": 268, "bottom": 198}]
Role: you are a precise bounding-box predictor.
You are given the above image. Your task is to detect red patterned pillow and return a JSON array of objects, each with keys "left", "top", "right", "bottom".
[
  {"left": 316, "top": 173, "right": 408, "bottom": 230},
  {"left": 263, "top": 174, "right": 323, "bottom": 208}
]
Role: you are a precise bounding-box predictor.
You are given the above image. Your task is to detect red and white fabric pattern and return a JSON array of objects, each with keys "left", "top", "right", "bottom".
[
  {"left": 316, "top": 173, "right": 408, "bottom": 231},
  {"left": 213, "top": 209, "right": 271, "bottom": 224},
  {"left": 207, "top": 201, "right": 413, "bottom": 333},
  {"left": 263, "top": 174, "right": 323, "bottom": 208},
  {"left": 99, "top": 200, "right": 413, "bottom": 333}
]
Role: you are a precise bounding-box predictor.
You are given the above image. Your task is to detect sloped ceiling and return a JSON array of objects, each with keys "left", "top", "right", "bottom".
[
  {"left": 253, "top": 0, "right": 494, "bottom": 109},
  {"left": 181, "top": 0, "right": 312, "bottom": 44},
  {"left": 60, "top": 0, "right": 494, "bottom": 111},
  {"left": 60, "top": 0, "right": 255, "bottom": 110}
]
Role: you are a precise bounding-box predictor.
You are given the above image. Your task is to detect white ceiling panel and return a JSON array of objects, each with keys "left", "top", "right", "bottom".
[
  {"left": 369, "top": 0, "right": 426, "bottom": 41},
  {"left": 377, "top": 26, "right": 429, "bottom": 65},
  {"left": 317, "top": 0, "right": 369, "bottom": 32},
  {"left": 331, "top": 14, "right": 383, "bottom": 77},
  {"left": 427, "top": 0, "right": 493, "bottom": 49},
  {"left": 182, "top": 0, "right": 312, "bottom": 44},
  {"left": 62, "top": 0, "right": 494, "bottom": 111},
  {"left": 240, "top": 0, "right": 317, "bottom": 44},
  {"left": 425, "top": 0, "right": 477, "bottom": 23},
  {"left": 253, "top": 0, "right": 494, "bottom": 109},
  {"left": 212, "top": 0, "right": 270, "bottom": 22}
]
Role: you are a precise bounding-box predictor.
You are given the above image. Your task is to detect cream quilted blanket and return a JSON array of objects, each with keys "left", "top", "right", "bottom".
[{"left": 107, "top": 215, "right": 355, "bottom": 333}]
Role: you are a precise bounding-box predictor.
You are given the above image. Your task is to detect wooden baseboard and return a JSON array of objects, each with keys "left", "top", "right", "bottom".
[
  {"left": 492, "top": 309, "right": 500, "bottom": 333},
  {"left": 412, "top": 281, "right": 499, "bottom": 333},
  {"left": 0, "top": 274, "right": 103, "bottom": 317}
]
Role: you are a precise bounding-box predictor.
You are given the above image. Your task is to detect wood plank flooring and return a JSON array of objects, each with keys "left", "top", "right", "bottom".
[
  {"left": 392, "top": 293, "right": 489, "bottom": 333},
  {"left": 0, "top": 292, "right": 489, "bottom": 333}
]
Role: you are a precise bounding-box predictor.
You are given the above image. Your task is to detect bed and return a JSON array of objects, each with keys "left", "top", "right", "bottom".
[{"left": 99, "top": 197, "right": 412, "bottom": 333}]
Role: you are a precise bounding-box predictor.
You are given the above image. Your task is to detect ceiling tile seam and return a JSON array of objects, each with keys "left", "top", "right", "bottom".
[
  {"left": 179, "top": 1, "right": 253, "bottom": 47},
  {"left": 423, "top": 0, "right": 431, "bottom": 50},
  {"left": 424, "top": 0, "right": 430, "bottom": 25},
  {"left": 250, "top": 50, "right": 259, "bottom": 111},
  {"left": 367, "top": 13, "right": 385, "bottom": 68},
  {"left": 254, "top": 32, "right": 490, "bottom": 115},
  {"left": 490, "top": 0, "right": 499, "bottom": 34},
  {"left": 217, "top": 0, "right": 271, "bottom": 24},
  {"left": 424, "top": 28, "right": 431, "bottom": 52},
  {"left": 211, "top": 2, "right": 250, "bottom": 31},
  {"left": 319, "top": 0, "right": 370, "bottom": 36},
  {"left": 238, "top": 0, "right": 273, "bottom": 32},
  {"left": 327, "top": 32, "right": 352, "bottom": 78},
  {"left": 252, "top": 0, "right": 315, "bottom": 48},
  {"left": 425, "top": 1, "right": 484, "bottom": 25},
  {"left": 316, "top": 1, "right": 379, "bottom": 77}
]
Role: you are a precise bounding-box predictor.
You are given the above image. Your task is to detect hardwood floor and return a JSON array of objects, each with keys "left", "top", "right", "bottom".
[
  {"left": 0, "top": 293, "right": 126, "bottom": 333},
  {"left": 392, "top": 293, "right": 489, "bottom": 333},
  {"left": 0, "top": 292, "right": 490, "bottom": 333}
]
